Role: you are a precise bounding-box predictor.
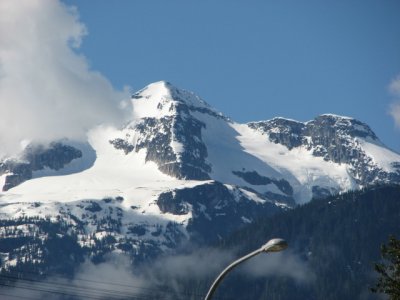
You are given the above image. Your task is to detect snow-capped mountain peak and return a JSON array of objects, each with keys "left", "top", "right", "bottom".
[
  {"left": 2, "top": 82, "right": 400, "bottom": 203},
  {"left": 131, "top": 81, "right": 213, "bottom": 120},
  {"left": 0, "top": 81, "right": 400, "bottom": 270}
]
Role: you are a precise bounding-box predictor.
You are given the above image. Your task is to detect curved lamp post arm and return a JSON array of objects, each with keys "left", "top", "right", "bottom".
[
  {"left": 204, "top": 248, "right": 262, "bottom": 300},
  {"left": 204, "top": 238, "right": 287, "bottom": 300}
]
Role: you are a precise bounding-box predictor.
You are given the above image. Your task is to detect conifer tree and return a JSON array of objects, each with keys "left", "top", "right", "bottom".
[{"left": 371, "top": 236, "right": 400, "bottom": 299}]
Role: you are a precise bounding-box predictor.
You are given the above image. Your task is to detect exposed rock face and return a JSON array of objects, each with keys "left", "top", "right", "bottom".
[
  {"left": 232, "top": 170, "right": 293, "bottom": 196},
  {"left": 110, "top": 82, "right": 213, "bottom": 180},
  {"left": 110, "top": 114, "right": 212, "bottom": 180},
  {"left": 248, "top": 115, "right": 378, "bottom": 155},
  {"left": 249, "top": 118, "right": 306, "bottom": 150},
  {"left": 248, "top": 115, "right": 400, "bottom": 185},
  {"left": 157, "top": 181, "right": 288, "bottom": 243},
  {"left": 134, "top": 112, "right": 211, "bottom": 180},
  {"left": 109, "top": 138, "right": 134, "bottom": 154},
  {"left": 0, "top": 142, "right": 82, "bottom": 191}
]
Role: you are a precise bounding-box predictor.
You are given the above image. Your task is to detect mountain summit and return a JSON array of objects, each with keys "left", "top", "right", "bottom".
[
  {"left": 2, "top": 82, "right": 400, "bottom": 202},
  {"left": 130, "top": 81, "right": 216, "bottom": 120}
]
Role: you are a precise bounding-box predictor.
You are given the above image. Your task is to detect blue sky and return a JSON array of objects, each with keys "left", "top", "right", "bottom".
[
  {"left": 63, "top": 0, "right": 400, "bottom": 151},
  {"left": 4, "top": 0, "right": 399, "bottom": 152}
]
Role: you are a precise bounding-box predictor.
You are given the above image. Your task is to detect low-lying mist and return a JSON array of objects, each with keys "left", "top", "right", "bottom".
[{"left": 1, "top": 245, "right": 313, "bottom": 300}]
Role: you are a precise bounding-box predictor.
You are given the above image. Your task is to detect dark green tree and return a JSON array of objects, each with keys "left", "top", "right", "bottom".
[{"left": 371, "top": 236, "right": 400, "bottom": 299}]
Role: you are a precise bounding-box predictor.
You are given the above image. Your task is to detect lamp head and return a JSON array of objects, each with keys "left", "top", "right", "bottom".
[{"left": 262, "top": 238, "right": 288, "bottom": 252}]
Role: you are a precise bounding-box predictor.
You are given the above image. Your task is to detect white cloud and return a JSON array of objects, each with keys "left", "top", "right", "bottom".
[
  {"left": 389, "top": 75, "right": 400, "bottom": 96},
  {"left": 0, "top": 0, "right": 130, "bottom": 155},
  {"left": 137, "top": 247, "right": 313, "bottom": 299},
  {"left": 389, "top": 102, "right": 400, "bottom": 128},
  {"left": 243, "top": 250, "right": 314, "bottom": 283},
  {"left": 389, "top": 75, "right": 400, "bottom": 128}
]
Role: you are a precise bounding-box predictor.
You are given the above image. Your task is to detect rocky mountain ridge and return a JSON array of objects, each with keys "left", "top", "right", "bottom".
[
  {"left": 248, "top": 115, "right": 400, "bottom": 186},
  {"left": 0, "top": 143, "right": 82, "bottom": 191}
]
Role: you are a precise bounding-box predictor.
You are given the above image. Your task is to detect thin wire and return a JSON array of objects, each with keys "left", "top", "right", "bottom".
[
  {"left": 1, "top": 272, "right": 176, "bottom": 299},
  {"left": 3, "top": 268, "right": 219, "bottom": 299},
  {"left": 0, "top": 273, "right": 143, "bottom": 299},
  {"left": 2, "top": 281, "right": 170, "bottom": 300},
  {"left": 0, "top": 281, "right": 162, "bottom": 300},
  {"left": 0, "top": 291, "right": 34, "bottom": 299},
  {"left": 0, "top": 276, "right": 168, "bottom": 300},
  {"left": 0, "top": 273, "right": 189, "bottom": 300},
  {"left": 0, "top": 281, "right": 107, "bottom": 300}
]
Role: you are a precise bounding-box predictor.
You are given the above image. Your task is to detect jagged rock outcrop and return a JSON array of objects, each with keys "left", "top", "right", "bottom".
[
  {"left": 110, "top": 82, "right": 213, "bottom": 180},
  {"left": 248, "top": 114, "right": 400, "bottom": 185},
  {"left": 158, "top": 181, "right": 288, "bottom": 242},
  {"left": 0, "top": 142, "right": 82, "bottom": 191}
]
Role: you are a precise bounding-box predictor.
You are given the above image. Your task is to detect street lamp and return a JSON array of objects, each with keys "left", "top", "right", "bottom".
[{"left": 204, "top": 238, "right": 288, "bottom": 300}]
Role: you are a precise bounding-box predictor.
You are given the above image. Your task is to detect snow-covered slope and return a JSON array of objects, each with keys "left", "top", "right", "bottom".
[
  {"left": 106, "top": 81, "right": 399, "bottom": 203},
  {"left": 0, "top": 81, "right": 399, "bottom": 268},
  {"left": 248, "top": 115, "right": 400, "bottom": 200},
  {"left": 1, "top": 80, "right": 399, "bottom": 212}
]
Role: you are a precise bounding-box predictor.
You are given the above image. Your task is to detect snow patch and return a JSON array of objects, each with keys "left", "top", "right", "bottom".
[
  {"left": 239, "top": 188, "right": 266, "bottom": 203},
  {"left": 360, "top": 139, "right": 400, "bottom": 172},
  {"left": 236, "top": 123, "right": 355, "bottom": 204}
]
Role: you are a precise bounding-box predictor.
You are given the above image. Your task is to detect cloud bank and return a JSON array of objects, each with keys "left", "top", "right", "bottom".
[
  {"left": 0, "top": 0, "right": 130, "bottom": 155},
  {"left": 389, "top": 75, "right": 400, "bottom": 128},
  {"left": 1, "top": 248, "right": 314, "bottom": 300},
  {"left": 0, "top": 255, "right": 147, "bottom": 300},
  {"left": 138, "top": 247, "right": 313, "bottom": 299}
]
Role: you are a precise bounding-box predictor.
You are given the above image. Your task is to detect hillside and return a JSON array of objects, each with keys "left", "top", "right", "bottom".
[{"left": 210, "top": 185, "right": 400, "bottom": 300}]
